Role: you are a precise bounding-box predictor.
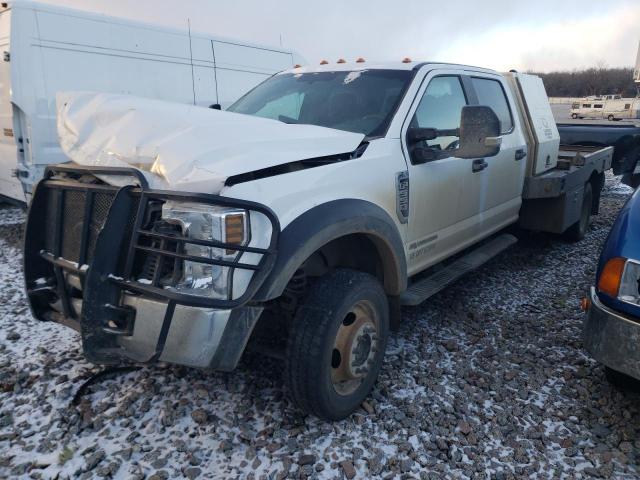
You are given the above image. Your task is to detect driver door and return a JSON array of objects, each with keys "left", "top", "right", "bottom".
[{"left": 402, "top": 74, "right": 479, "bottom": 274}]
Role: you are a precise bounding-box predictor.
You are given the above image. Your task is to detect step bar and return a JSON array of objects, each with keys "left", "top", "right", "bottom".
[{"left": 400, "top": 233, "right": 518, "bottom": 306}]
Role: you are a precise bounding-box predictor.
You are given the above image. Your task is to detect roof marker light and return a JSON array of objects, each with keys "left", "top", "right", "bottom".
[
  {"left": 402, "top": 57, "right": 412, "bottom": 63},
  {"left": 337, "top": 58, "right": 347, "bottom": 64},
  {"left": 356, "top": 57, "right": 366, "bottom": 63},
  {"left": 320, "top": 60, "right": 329, "bottom": 65},
  {"left": 294, "top": 64, "right": 301, "bottom": 68}
]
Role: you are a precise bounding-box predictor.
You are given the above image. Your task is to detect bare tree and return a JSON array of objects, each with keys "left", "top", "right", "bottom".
[{"left": 527, "top": 67, "right": 636, "bottom": 98}]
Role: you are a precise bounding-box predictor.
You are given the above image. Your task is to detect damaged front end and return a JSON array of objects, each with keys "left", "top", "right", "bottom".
[{"left": 24, "top": 165, "right": 279, "bottom": 370}]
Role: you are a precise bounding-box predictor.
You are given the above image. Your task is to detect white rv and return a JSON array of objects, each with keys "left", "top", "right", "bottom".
[
  {"left": 571, "top": 98, "right": 640, "bottom": 121},
  {"left": 0, "top": 1, "right": 304, "bottom": 204},
  {"left": 602, "top": 99, "right": 640, "bottom": 121}
]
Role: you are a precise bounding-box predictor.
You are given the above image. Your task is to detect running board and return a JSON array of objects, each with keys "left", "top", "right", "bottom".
[{"left": 400, "top": 234, "right": 518, "bottom": 306}]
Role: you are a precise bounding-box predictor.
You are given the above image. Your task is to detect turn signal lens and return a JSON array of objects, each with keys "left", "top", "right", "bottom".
[
  {"left": 580, "top": 297, "right": 591, "bottom": 311},
  {"left": 225, "top": 214, "right": 245, "bottom": 244},
  {"left": 597, "top": 257, "right": 627, "bottom": 297}
]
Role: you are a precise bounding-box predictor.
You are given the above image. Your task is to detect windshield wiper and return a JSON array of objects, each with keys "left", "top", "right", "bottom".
[{"left": 278, "top": 115, "right": 302, "bottom": 124}]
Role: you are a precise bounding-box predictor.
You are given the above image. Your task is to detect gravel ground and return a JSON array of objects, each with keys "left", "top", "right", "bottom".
[{"left": 0, "top": 174, "right": 638, "bottom": 480}]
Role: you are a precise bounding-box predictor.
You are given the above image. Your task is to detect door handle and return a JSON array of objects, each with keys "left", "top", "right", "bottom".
[
  {"left": 515, "top": 149, "right": 526, "bottom": 161},
  {"left": 472, "top": 159, "right": 488, "bottom": 172}
]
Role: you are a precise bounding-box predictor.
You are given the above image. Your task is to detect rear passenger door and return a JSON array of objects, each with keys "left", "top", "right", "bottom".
[{"left": 463, "top": 75, "right": 527, "bottom": 236}]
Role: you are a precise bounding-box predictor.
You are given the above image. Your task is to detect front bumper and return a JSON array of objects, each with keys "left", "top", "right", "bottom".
[
  {"left": 24, "top": 165, "right": 279, "bottom": 369},
  {"left": 583, "top": 287, "right": 640, "bottom": 380}
]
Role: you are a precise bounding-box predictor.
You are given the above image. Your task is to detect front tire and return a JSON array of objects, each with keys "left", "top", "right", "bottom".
[
  {"left": 608, "top": 114, "right": 615, "bottom": 121},
  {"left": 571, "top": 113, "right": 578, "bottom": 119},
  {"left": 285, "top": 269, "right": 389, "bottom": 420}
]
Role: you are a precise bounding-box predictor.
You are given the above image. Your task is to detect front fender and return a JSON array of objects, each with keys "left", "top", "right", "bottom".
[{"left": 254, "top": 199, "right": 407, "bottom": 301}]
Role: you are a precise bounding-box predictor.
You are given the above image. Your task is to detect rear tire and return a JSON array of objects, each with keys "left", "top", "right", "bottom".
[
  {"left": 605, "top": 367, "right": 640, "bottom": 393},
  {"left": 608, "top": 114, "right": 615, "bottom": 121},
  {"left": 285, "top": 269, "right": 389, "bottom": 420},
  {"left": 564, "top": 182, "right": 593, "bottom": 242},
  {"left": 571, "top": 113, "right": 578, "bottom": 119}
]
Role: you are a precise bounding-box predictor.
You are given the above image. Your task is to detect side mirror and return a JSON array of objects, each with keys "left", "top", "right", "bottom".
[
  {"left": 457, "top": 105, "right": 502, "bottom": 159},
  {"left": 407, "top": 127, "right": 438, "bottom": 145}
]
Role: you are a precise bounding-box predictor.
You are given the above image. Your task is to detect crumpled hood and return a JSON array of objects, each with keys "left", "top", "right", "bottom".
[{"left": 56, "top": 92, "right": 365, "bottom": 192}]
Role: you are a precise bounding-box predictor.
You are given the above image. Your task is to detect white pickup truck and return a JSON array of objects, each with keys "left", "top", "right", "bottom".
[{"left": 24, "top": 61, "right": 613, "bottom": 420}]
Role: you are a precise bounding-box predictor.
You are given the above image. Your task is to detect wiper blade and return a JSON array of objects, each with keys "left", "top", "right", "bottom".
[{"left": 278, "top": 115, "right": 302, "bottom": 124}]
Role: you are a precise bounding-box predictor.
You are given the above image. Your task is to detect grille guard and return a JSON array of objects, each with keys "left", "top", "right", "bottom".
[{"left": 24, "top": 164, "right": 280, "bottom": 364}]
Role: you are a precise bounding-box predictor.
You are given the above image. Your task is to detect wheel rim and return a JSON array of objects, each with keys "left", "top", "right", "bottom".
[{"left": 330, "top": 300, "right": 379, "bottom": 396}]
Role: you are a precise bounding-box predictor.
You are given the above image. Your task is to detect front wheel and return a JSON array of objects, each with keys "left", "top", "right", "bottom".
[
  {"left": 571, "top": 113, "right": 578, "bottom": 119},
  {"left": 608, "top": 114, "right": 615, "bottom": 121},
  {"left": 285, "top": 269, "right": 389, "bottom": 420}
]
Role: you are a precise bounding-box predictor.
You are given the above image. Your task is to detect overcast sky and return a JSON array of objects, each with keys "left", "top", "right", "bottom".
[{"left": 20, "top": 0, "right": 640, "bottom": 72}]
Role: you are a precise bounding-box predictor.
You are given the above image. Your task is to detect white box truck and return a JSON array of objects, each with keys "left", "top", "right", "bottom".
[
  {"left": 0, "top": 1, "right": 304, "bottom": 203},
  {"left": 24, "top": 61, "right": 613, "bottom": 420}
]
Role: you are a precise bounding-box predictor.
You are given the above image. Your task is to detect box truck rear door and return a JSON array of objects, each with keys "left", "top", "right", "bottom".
[{"left": 0, "top": 8, "right": 23, "bottom": 202}]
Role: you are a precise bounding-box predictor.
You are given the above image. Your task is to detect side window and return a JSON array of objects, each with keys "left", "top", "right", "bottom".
[
  {"left": 253, "top": 92, "right": 304, "bottom": 121},
  {"left": 471, "top": 77, "right": 513, "bottom": 134},
  {"left": 583, "top": 104, "right": 591, "bottom": 108},
  {"left": 594, "top": 104, "right": 603, "bottom": 109},
  {"left": 411, "top": 76, "right": 467, "bottom": 151},
  {"left": 625, "top": 104, "right": 631, "bottom": 110}
]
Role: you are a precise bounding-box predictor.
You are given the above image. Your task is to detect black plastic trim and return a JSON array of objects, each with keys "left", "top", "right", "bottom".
[
  {"left": 225, "top": 143, "right": 369, "bottom": 187},
  {"left": 254, "top": 199, "right": 407, "bottom": 301}
]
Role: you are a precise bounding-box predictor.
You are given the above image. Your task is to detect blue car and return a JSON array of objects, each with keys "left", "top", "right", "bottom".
[{"left": 584, "top": 186, "right": 640, "bottom": 387}]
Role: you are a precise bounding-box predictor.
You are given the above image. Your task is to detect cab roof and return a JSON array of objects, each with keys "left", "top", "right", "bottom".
[{"left": 281, "top": 60, "right": 497, "bottom": 75}]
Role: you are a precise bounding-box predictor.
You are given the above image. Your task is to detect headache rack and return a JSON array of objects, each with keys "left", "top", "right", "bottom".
[{"left": 24, "top": 165, "right": 280, "bottom": 364}]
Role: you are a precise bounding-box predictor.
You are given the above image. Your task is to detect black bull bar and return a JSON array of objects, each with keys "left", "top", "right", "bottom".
[{"left": 23, "top": 165, "right": 279, "bottom": 364}]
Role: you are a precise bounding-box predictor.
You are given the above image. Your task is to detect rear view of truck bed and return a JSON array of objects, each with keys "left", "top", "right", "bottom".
[{"left": 519, "top": 144, "right": 612, "bottom": 235}]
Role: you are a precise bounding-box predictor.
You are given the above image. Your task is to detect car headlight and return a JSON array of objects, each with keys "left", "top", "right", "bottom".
[
  {"left": 598, "top": 257, "right": 640, "bottom": 305},
  {"left": 161, "top": 201, "right": 248, "bottom": 299},
  {"left": 619, "top": 260, "right": 640, "bottom": 306}
]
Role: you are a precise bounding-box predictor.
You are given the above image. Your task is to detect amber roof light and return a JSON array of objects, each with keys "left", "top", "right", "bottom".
[
  {"left": 356, "top": 57, "right": 366, "bottom": 63},
  {"left": 320, "top": 59, "right": 329, "bottom": 65},
  {"left": 337, "top": 58, "right": 346, "bottom": 64},
  {"left": 402, "top": 57, "right": 412, "bottom": 63}
]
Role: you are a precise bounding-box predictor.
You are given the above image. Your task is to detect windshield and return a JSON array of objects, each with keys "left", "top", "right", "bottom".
[{"left": 227, "top": 69, "right": 413, "bottom": 137}]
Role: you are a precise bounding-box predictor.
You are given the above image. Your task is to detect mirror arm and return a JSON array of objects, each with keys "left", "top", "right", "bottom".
[
  {"left": 484, "top": 136, "right": 502, "bottom": 147},
  {"left": 436, "top": 128, "right": 460, "bottom": 138}
]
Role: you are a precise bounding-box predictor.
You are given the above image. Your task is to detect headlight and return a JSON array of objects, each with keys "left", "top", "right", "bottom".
[
  {"left": 161, "top": 201, "right": 248, "bottom": 299},
  {"left": 619, "top": 259, "right": 640, "bottom": 306},
  {"left": 598, "top": 257, "right": 640, "bottom": 305}
]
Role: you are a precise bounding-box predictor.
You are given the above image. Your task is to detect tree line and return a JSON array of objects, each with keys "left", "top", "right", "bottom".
[{"left": 528, "top": 67, "right": 638, "bottom": 98}]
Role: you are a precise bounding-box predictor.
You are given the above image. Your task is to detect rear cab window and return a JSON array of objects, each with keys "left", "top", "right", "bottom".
[{"left": 471, "top": 77, "right": 513, "bottom": 134}]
